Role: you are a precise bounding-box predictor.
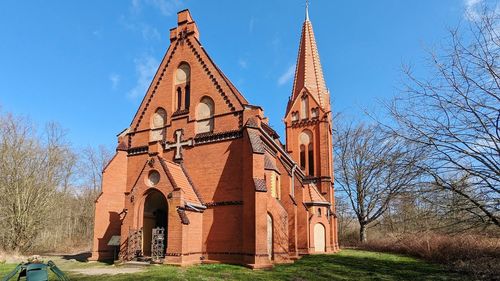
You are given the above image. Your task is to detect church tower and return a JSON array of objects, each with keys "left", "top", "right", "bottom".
[{"left": 284, "top": 4, "right": 334, "bottom": 203}]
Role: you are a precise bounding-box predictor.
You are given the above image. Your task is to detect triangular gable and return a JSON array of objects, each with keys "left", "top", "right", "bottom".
[
  {"left": 129, "top": 11, "right": 249, "bottom": 134},
  {"left": 285, "top": 86, "right": 324, "bottom": 120}
]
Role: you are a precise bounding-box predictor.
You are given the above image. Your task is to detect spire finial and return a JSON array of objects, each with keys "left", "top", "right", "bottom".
[{"left": 305, "top": 0, "right": 310, "bottom": 21}]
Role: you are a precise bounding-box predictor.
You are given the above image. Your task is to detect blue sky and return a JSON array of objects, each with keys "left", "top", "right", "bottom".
[{"left": 0, "top": 0, "right": 486, "bottom": 149}]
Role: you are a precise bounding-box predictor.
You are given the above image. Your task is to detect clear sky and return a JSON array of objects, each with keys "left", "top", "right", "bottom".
[{"left": 0, "top": 0, "right": 486, "bottom": 149}]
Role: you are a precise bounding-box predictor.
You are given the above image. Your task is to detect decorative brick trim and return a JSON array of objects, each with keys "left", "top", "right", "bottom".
[
  {"left": 204, "top": 201, "right": 243, "bottom": 208},
  {"left": 128, "top": 146, "right": 149, "bottom": 155},
  {"left": 290, "top": 119, "right": 320, "bottom": 128},
  {"left": 165, "top": 251, "right": 270, "bottom": 257},
  {"left": 132, "top": 41, "right": 180, "bottom": 132},
  {"left": 172, "top": 108, "right": 189, "bottom": 117},
  {"left": 158, "top": 157, "right": 180, "bottom": 190},
  {"left": 194, "top": 129, "right": 242, "bottom": 145},
  {"left": 185, "top": 38, "right": 236, "bottom": 111},
  {"left": 180, "top": 163, "right": 204, "bottom": 204}
]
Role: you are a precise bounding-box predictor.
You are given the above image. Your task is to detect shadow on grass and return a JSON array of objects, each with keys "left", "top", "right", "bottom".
[
  {"left": 3, "top": 249, "right": 466, "bottom": 281},
  {"left": 269, "top": 250, "right": 467, "bottom": 281},
  {"left": 61, "top": 252, "right": 91, "bottom": 262}
]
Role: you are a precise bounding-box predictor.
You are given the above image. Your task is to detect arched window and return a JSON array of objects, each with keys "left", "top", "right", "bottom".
[
  {"left": 308, "top": 143, "right": 314, "bottom": 175},
  {"left": 175, "top": 63, "right": 191, "bottom": 111},
  {"left": 311, "top": 108, "right": 319, "bottom": 118},
  {"left": 150, "top": 108, "right": 166, "bottom": 142},
  {"left": 185, "top": 84, "right": 191, "bottom": 109},
  {"left": 317, "top": 208, "right": 322, "bottom": 217},
  {"left": 299, "top": 130, "right": 314, "bottom": 176},
  {"left": 196, "top": 96, "right": 214, "bottom": 134},
  {"left": 176, "top": 87, "right": 182, "bottom": 111},
  {"left": 300, "top": 145, "right": 306, "bottom": 170},
  {"left": 300, "top": 95, "right": 309, "bottom": 120}
]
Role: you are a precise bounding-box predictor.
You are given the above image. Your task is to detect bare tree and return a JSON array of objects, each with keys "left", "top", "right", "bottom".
[
  {"left": 79, "top": 145, "right": 113, "bottom": 192},
  {"left": 388, "top": 6, "right": 499, "bottom": 227},
  {"left": 0, "top": 114, "right": 75, "bottom": 251},
  {"left": 335, "top": 196, "right": 357, "bottom": 245},
  {"left": 333, "top": 122, "right": 423, "bottom": 242}
]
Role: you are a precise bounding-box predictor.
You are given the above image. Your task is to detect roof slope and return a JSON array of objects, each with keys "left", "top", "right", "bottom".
[
  {"left": 159, "top": 157, "right": 203, "bottom": 206},
  {"left": 288, "top": 15, "right": 330, "bottom": 112},
  {"left": 305, "top": 183, "right": 329, "bottom": 204}
]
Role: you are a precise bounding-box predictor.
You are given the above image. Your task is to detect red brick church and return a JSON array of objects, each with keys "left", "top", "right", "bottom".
[{"left": 91, "top": 7, "right": 338, "bottom": 268}]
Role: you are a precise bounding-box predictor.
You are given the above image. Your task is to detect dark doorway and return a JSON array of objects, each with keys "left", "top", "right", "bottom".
[{"left": 142, "top": 190, "right": 168, "bottom": 256}]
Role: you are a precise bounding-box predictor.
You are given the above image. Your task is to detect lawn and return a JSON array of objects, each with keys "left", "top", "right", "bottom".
[{"left": 0, "top": 249, "right": 468, "bottom": 281}]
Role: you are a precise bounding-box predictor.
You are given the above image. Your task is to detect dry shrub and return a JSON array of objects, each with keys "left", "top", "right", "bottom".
[{"left": 360, "top": 232, "right": 500, "bottom": 280}]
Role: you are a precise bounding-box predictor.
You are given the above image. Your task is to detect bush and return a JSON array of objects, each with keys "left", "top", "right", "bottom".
[{"left": 359, "top": 232, "right": 500, "bottom": 280}]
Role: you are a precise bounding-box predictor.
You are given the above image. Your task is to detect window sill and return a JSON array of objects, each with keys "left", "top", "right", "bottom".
[{"left": 172, "top": 109, "right": 189, "bottom": 117}]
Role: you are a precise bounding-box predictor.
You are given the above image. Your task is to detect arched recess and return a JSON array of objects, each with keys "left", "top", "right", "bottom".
[
  {"left": 196, "top": 96, "right": 214, "bottom": 134},
  {"left": 314, "top": 223, "right": 326, "bottom": 253},
  {"left": 299, "top": 129, "right": 314, "bottom": 176},
  {"left": 174, "top": 62, "right": 191, "bottom": 111},
  {"left": 267, "top": 213, "right": 274, "bottom": 261},
  {"left": 150, "top": 108, "right": 167, "bottom": 142},
  {"left": 142, "top": 189, "right": 168, "bottom": 257},
  {"left": 300, "top": 95, "right": 309, "bottom": 119}
]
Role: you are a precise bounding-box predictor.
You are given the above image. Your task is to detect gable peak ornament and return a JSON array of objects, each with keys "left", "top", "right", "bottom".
[{"left": 164, "top": 129, "right": 194, "bottom": 160}]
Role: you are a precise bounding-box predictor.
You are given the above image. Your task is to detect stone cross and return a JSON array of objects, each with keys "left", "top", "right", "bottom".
[{"left": 164, "top": 129, "right": 194, "bottom": 160}]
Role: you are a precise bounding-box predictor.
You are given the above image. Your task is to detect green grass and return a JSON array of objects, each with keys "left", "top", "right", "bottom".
[{"left": 0, "top": 249, "right": 468, "bottom": 281}]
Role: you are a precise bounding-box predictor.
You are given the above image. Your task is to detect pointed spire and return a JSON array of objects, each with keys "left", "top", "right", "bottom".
[
  {"left": 305, "top": 0, "right": 310, "bottom": 21},
  {"left": 288, "top": 5, "right": 330, "bottom": 113}
]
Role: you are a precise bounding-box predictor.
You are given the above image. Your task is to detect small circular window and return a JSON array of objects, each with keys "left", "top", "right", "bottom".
[{"left": 147, "top": 170, "right": 160, "bottom": 186}]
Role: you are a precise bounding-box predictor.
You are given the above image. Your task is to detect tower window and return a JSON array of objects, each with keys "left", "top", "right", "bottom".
[
  {"left": 300, "top": 145, "right": 306, "bottom": 170},
  {"left": 311, "top": 108, "right": 319, "bottom": 118},
  {"left": 300, "top": 96, "right": 309, "bottom": 120},
  {"left": 308, "top": 143, "right": 314, "bottom": 176},
  {"left": 299, "top": 130, "right": 314, "bottom": 176}
]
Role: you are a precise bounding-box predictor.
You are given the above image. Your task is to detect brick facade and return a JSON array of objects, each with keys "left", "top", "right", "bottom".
[{"left": 90, "top": 9, "right": 339, "bottom": 268}]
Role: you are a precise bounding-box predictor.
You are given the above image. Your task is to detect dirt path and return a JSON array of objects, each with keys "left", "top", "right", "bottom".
[{"left": 69, "top": 267, "right": 145, "bottom": 275}]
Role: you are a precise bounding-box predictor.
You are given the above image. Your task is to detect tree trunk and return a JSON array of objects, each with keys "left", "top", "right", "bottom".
[{"left": 359, "top": 223, "right": 367, "bottom": 243}]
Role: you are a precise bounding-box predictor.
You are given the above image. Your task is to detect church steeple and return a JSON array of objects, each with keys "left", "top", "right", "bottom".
[
  {"left": 287, "top": 4, "right": 330, "bottom": 115},
  {"left": 284, "top": 5, "right": 333, "bottom": 200}
]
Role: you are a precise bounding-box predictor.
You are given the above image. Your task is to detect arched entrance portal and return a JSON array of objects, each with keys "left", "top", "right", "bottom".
[
  {"left": 142, "top": 190, "right": 168, "bottom": 256},
  {"left": 314, "top": 223, "right": 325, "bottom": 253}
]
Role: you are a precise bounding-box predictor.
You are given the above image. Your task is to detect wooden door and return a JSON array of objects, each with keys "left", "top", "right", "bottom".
[{"left": 314, "top": 223, "right": 325, "bottom": 252}]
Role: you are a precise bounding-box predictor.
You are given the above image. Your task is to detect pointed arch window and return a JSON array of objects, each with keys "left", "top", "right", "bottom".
[
  {"left": 174, "top": 63, "right": 191, "bottom": 112},
  {"left": 150, "top": 108, "right": 167, "bottom": 142},
  {"left": 196, "top": 96, "right": 214, "bottom": 134},
  {"left": 299, "top": 130, "right": 314, "bottom": 176},
  {"left": 300, "top": 145, "right": 306, "bottom": 170},
  {"left": 308, "top": 143, "right": 314, "bottom": 175},
  {"left": 300, "top": 95, "right": 309, "bottom": 120}
]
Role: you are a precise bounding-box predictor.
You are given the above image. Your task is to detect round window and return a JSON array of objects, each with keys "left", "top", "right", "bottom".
[{"left": 147, "top": 170, "right": 160, "bottom": 186}]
